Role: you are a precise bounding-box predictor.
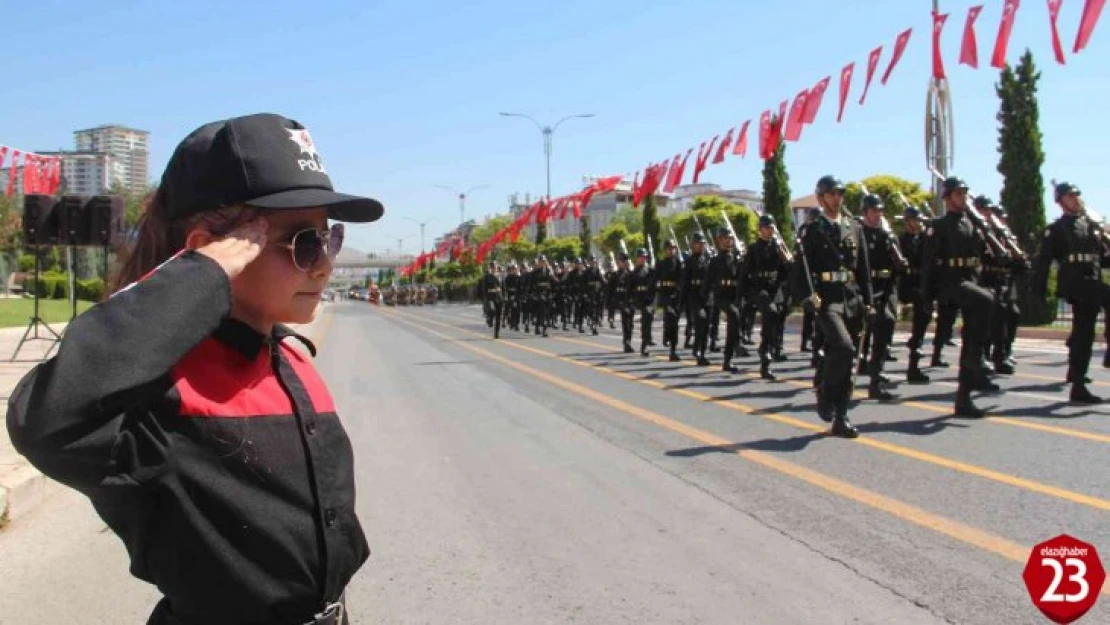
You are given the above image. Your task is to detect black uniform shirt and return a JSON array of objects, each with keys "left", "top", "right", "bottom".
[
  {"left": 6, "top": 251, "right": 368, "bottom": 625},
  {"left": 794, "top": 212, "right": 861, "bottom": 307},
  {"left": 1034, "top": 213, "right": 1110, "bottom": 301},
  {"left": 708, "top": 250, "right": 741, "bottom": 306},
  {"left": 654, "top": 256, "right": 683, "bottom": 307},
  {"left": 898, "top": 230, "right": 926, "bottom": 298},
  {"left": 920, "top": 209, "right": 986, "bottom": 297},
  {"left": 479, "top": 273, "right": 503, "bottom": 302},
  {"left": 630, "top": 263, "right": 656, "bottom": 307},
  {"left": 683, "top": 251, "right": 713, "bottom": 307},
  {"left": 740, "top": 238, "right": 786, "bottom": 296},
  {"left": 858, "top": 224, "right": 899, "bottom": 301}
]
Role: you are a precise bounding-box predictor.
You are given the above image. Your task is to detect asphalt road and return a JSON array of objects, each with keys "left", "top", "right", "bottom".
[{"left": 2, "top": 300, "right": 1107, "bottom": 624}]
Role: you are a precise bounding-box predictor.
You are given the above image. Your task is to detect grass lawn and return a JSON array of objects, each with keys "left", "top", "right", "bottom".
[{"left": 0, "top": 297, "right": 96, "bottom": 328}]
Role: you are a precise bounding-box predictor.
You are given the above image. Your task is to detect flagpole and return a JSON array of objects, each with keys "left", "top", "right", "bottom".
[{"left": 926, "top": 0, "right": 955, "bottom": 214}]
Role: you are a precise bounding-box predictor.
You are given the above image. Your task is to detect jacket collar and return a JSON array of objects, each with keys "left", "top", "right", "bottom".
[{"left": 211, "top": 317, "right": 317, "bottom": 359}]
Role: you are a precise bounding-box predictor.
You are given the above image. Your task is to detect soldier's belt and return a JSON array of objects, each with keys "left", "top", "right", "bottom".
[
  {"left": 817, "top": 271, "right": 853, "bottom": 282},
  {"left": 589, "top": 281, "right": 601, "bottom": 286},
  {"left": 751, "top": 271, "right": 777, "bottom": 279},
  {"left": 659, "top": 280, "right": 677, "bottom": 287},
  {"left": 691, "top": 279, "right": 704, "bottom": 285},
  {"left": 946, "top": 257, "right": 980, "bottom": 267},
  {"left": 903, "top": 268, "right": 919, "bottom": 275},
  {"left": 488, "top": 288, "right": 501, "bottom": 292},
  {"left": 636, "top": 286, "right": 648, "bottom": 292},
  {"left": 1068, "top": 253, "right": 1099, "bottom": 263},
  {"left": 983, "top": 266, "right": 1011, "bottom": 274},
  {"left": 870, "top": 269, "right": 892, "bottom": 278},
  {"left": 719, "top": 279, "right": 736, "bottom": 286},
  {"left": 537, "top": 283, "right": 551, "bottom": 288}
]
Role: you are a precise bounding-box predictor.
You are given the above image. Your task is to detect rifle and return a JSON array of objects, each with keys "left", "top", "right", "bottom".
[
  {"left": 692, "top": 214, "right": 716, "bottom": 257},
  {"left": 927, "top": 167, "right": 1011, "bottom": 261},
  {"left": 719, "top": 210, "right": 744, "bottom": 257},
  {"left": 794, "top": 233, "right": 821, "bottom": 311},
  {"left": 897, "top": 191, "right": 934, "bottom": 221},
  {"left": 668, "top": 224, "right": 685, "bottom": 259},
  {"left": 851, "top": 185, "right": 876, "bottom": 314},
  {"left": 646, "top": 234, "right": 656, "bottom": 269}
]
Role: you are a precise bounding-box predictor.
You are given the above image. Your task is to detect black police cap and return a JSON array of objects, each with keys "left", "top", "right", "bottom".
[
  {"left": 972, "top": 195, "right": 995, "bottom": 210},
  {"left": 861, "top": 194, "right": 883, "bottom": 210},
  {"left": 903, "top": 206, "right": 921, "bottom": 219},
  {"left": 1054, "top": 181, "right": 1081, "bottom": 202},
  {"left": 691, "top": 232, "right": 706, "bottom": 243},
  {"left": 635, "top": 247, "right": 648, "bottom": 257},
  {"left": 942, "top": 176, "right": 969, "bottom": 197},
  {"left": 815, "top": 175, "right": 845, "bottom": 195},
  {"left": 758, "top": 215, "right": 775, "bottom": 227}
]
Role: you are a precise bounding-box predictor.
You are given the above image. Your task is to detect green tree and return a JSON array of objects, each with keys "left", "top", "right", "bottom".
[
  {"left": 499, "top": 238, "right": 537, "bottom": 262},
  {"left": 538, "top": 235, "right": 583, "bottom": 262},
  {"left": 579, "top": 215, "right": 592, "bottom": 258},
  {"left": 761, "top": 139, "right": 794, "bottom": 243},
  {"left": 843, "top": 175, "right": 934, "bottom": 235},
  {"left": 606, "top": 204, "right": 644, "bottom": 234},
  {"left": 642, "top": 193, "right": 661, "bottom": 257},
  {"left": 0, "top": 193, "right": 22, "bottom": 254},
  {"left": 468, "top": 214, "right": 512, "bottom": 246},
  {"left": 996, "top": 49, "right": 1053, "bottom": 325}
]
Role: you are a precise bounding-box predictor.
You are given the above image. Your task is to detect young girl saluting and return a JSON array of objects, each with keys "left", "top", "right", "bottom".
[{"left": 7, "top": 113, "right": 381, "bottom": 625}]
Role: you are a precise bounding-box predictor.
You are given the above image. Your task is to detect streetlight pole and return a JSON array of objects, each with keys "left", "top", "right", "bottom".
[
  {"left": 435, "top": 184, "right": 489, "bottom": 228},
  {"left": 499, "top": 111, "right": 595, "bottom": 244},
  {"left": 403, "top": 217, "right": 434, "bottom": 252}
]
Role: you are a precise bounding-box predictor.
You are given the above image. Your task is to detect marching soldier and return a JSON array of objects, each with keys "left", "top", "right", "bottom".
[
  {"left": 898, "top": 206, "right": 933, "bottom": 383},
  {"left": 505, "top": 262, "right": 523, "bottom": 331},
  {"left": 530, "top": 255, "right": 556, "bottom": 337},
  {"left": 708, "top": 227, "right": 745, "bottom": 374},
  {"left": 791, "top": 175, "right": 863, "bottom": 438},
  {"left": 478, "top": 261, "right": 504, "bottom": 339},
  {"left": 920, "top": 176, "right": 1000, "bottom": 417},
  {"left": 799, "top": 208, "right": 821, "bottom": 355},
  {"left": 974, "top": 196, "right": 1021, "bottom": 374},
  {"left": 739, "top": 215, "right": 790, "bottom": 380},
  {"left": 612, "top": 252, "right": 635, "bottom": 353},
  {"left": 568, "top": 258, "right": 586, "bottom": 333},
  {"left": 582, "top": 256, "right": 604, "bottom": 335},
  {"left": 655, "top": 240, "right": 684, "bottom": 361},
  {"left": 683, "top": 233, "right": 714, "bottom": 366},
  {"left": 1032, "top": 181, "right": 1108, "bottom": 404},
  {"left": 631, "top": 248, "right": 656, "bottom": 356},
  {"left": 855, "top": 195, "right": 901, "bottom": 400}
]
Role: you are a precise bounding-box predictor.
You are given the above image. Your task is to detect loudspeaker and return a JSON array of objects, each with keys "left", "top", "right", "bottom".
[
  {"left": 61, "top": 195, "right": 91, "bottom": 246},
  {"left": 22, "top": 195, "right": 61, "bottom": 246},
  {"left": 86, "top": 195, "right": 125, "bottom": 247}
]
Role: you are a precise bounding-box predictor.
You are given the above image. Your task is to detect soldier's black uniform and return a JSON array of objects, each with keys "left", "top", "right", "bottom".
[
  {"left": 655, "top": 241, "right": 684, "bottom": 361},
  {"left": 974, "top": 197, "right": 1023, "bottom": 374},
  {"left": 504, "top": 264, "right": 523, "bottom": 331},
  {"left": 683, "top": 234, "right": 713, "bottom": 366},
  {"left": 739, "top": 216, "right": 789, "bottom": 379},
  {"left": 630, "top": 249, "right": 656, "bottom": 356},
  {"left": 478, "top": 263, "right": 504, "bottom": 339},
  {"left": 791, "top": 175, "right": 862, "bottom": 438},
  {"left": 708, "top": 228, "right": 745, "bottom": 373},
  {"left": 530, "top": 257, "right": 556, "bottom": 336},
  {"left": 855, "top": 195, "right": 901, "bottom": 400},
  {"left": 898, "top": 207, "right": 933, "bottom": 383},
  {"left": 920, "top": 176, "right": 1000, "bottom": 417},
  {"left": 612, "top": 254, "right": 634, "bottom": 352},
  {"left": 1032, "top": 181, "right": 1108, "bottom": 403},
  {"left": 582, "top": 257, "right": 604, "bottom": 335}
]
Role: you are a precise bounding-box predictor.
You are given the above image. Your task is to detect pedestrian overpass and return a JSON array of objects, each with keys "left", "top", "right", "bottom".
[{"left": 329, "top": 254, "right": 415, "bottom": 288}]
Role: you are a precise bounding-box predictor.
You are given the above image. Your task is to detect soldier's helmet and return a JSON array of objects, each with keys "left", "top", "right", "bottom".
[
  {"left": 635, "top": 247, "right": 649, "bottom": 258},
  {"left": 903, "top": 206, "right": 921, "bottom": 220},
  {"left": 942, "top": 176, "right": 970, "bottom": 197},
  {"left": 861, "top": 194, "right": 884, "bottom": 210},
  {"left": 663, "top": 238, "right": 677, "bottom": 248},
  {"left": 1054, "top": 181, "right": 1081, "bottom": 202},
  {"left": 716, "top": 227, "right": 731, "bottom": 239},
  {"left": 536, "top": 254, "right": 547, "bottom": 263},
  {"left": 815, "top": 175, "right": 846, "bottom": 195},
  {"left": 972, "top": 195, "right": 995, "bottom": 210},
  {"left": 587, "top": 255, "right": 597, "bottom": 263},
  {"left": 574, "top": 257, "right": 584, "bottom": 265},
  {"left": 691, "top": 232, "right": 706, "bottom": 243},
  {"left": 758, "top": 215, "right": 775, "bottom": 228},
  {"left": 617, "top": 252, "right": 630, "bottom": 261}
]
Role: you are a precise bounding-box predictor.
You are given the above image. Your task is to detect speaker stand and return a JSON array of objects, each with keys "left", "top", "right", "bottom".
[{"left": 10, "top": 245, "right": 63, "bottom": 362}]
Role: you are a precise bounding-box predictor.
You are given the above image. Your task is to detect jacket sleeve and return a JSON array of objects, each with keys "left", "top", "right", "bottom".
[
  {"left": 790, "top": 226, "right": 814, "bottom": 301},
  {"left": 6, "top": 251, "right": 232, "bottom": 492},
  {"left": 919, "top": 223, "right": 941, "bottom": 299},
  {"left": 1032, "top": 225, "right": 1058, "bottom": 299}
]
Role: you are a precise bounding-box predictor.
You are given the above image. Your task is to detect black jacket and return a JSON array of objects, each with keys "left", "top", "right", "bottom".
[{"left": 6, "top": 251, "right": 368, "bottom": 625}]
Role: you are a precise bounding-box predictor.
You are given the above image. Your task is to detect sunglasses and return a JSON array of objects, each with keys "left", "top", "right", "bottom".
[{"left": 272, "top": 223, "right": 344, "bottom": 271}]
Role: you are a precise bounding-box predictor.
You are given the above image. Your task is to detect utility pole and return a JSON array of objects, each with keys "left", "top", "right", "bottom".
[{"left": 435, "top": 185, "right": 488, "bottom": 228}]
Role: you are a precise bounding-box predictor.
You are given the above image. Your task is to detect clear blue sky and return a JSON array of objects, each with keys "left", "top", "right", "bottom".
[{"left": 2, "top": 0, "right": 1107, "bottom": 255}]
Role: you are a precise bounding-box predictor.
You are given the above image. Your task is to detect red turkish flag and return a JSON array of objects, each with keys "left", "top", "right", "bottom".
[
  {"left": 1074, "top": 0, "right": 1106, "bottom": 52},
  {"left": 960, "top": 5, "right": 984, "bottom": 67},
  {"left": 881, "top": 28, "right": 913, "bottom": 84},
  {"left": 732, "top": 120, "right": 751, "bottom": 156},
  {"left": 632, "top": 171, "right": 642, "bottom": 207},
  {"left": 784, "top": 88, "right": 809, "bottom": 142},
  {"left": 662, "top": 154, "right": 682, "bottom": 192},
  {"left": 0, "top": 147, "right": 8, "bottom": 176},
  {"left": 693, "top": 136, "right": 718, "bottom": 184},
  {"left": 23, "top": 155, "right": 38, "bottom": 194},
  {"left": 712, "top": 128, "right": 734, "bottom": 164},
  {"left": 933, "top": 11, "right": 950, "bottom": 78},
  {"left": 1047, "top": 0, "right": 1066, "bottom": 63},
  {"left": 992, "top": 0, "right": 1021, "bottom": 68},
  {"left": 802, "top": 76, "right": 830, "bottom": 123},
  {"left": 673, "top": 149, "right": 693, "bottom": 188},
  {"left": 758, "top": 111, "right": 772, "bottom": 159},
  {"left": 836, "top": 63, "right": 854, "bottom": 122},
  {"left": 858, "top": 46, "right": 883, "bottom": 105},
  {"left": 593, "top": 175, "right": 623, "bottom": 193}
]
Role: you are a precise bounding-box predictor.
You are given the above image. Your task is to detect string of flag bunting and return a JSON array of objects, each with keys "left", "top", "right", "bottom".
[
  {"left": 0, "top": 145, "right": 63, "bottom": 197},
  {"left": 401, "top": 0, "right": 1109, "bottom": 279}
]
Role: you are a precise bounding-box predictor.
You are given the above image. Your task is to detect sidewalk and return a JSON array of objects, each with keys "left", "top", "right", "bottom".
[{"left": 0, "top": 305, "right": 328, "bottom": 529}]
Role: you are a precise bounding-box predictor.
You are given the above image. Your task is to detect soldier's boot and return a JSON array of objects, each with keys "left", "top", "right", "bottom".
[
  {"left": 494, "top": 322, "right": 500, "bottom": 340},
  {"left": 981, "top": 356, "right": 996, "bottom": 375},
  {"left": 1070, "top": 384, "right": 1103, "bottom": 404},
  {"left": 640, "top": 341, "right": 649, "bottom": 357},
  {"left": 906, "top": 355, "right": 931, "bottom": 383},
  {"left": 709, "top": 340, "right": 720, "bottom": 353},
  {"left": 992, "top": 357, "right": 1015, "bottom": 375},
  {"left": 885, "top": 347, "right": 897, "bottom": 362},
  {"left": 1104, "top": 349, "right": 1110, "bottom": 369},
  {"left": 722, "top": 348, "right": 739, "bottom": 374},
  {"left": 1065, "top": 367, "right": 1093, "bottom": 384},
  {"left": 735, "top": 344, "right": 749, "bottom": 358},
  {"left": 800, "top": 339, "right": 811, "bottom": 353},
  {"left": 930, "top": 348, "right": 949, "bottom": 368},
  {"left": 868, "top": 376, "right": 895, "bottom": 401},
  {"left": 696, "top": 353, "right": 711, "bottom": 366},
  {"left": 759, "top": 357, "right": 777, "bottom": 381},
  {"left": 669, "top": 347, "right": 681, "bottom": 362},
  {"left": 623, "top": 340, "right": 634, "bottom": 354},
  {"left": 954, "top": 382, "right": 985, "bottom": 418},
  {"left": 830, "top": 397, "right": 859, "bottom": 438}
]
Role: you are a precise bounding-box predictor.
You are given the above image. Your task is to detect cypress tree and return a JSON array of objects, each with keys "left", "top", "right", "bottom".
[
  {"left": 642, "top": 193, "right": 661, "bottom": 256},
  {"left": 761, "top": 137, "right": 793, "bottom": 243},
  {"left": 996, "top": 50, "right": 1052, "bottom": 324}
]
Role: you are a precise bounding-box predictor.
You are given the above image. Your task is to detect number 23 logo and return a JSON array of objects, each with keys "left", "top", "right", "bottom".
[{"left": 1041, "top": 558, "right": 1090, "bottom": 603}]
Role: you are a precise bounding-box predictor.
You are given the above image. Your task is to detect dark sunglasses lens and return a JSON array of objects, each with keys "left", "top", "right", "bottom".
[{"left": 293, "top": 230, "right": 324, "bottom": 270}]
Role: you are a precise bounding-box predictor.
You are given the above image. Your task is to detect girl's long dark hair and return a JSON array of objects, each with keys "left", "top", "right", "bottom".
[{"left": 107, "top": 189, "right": 256, "bottom": 298}]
